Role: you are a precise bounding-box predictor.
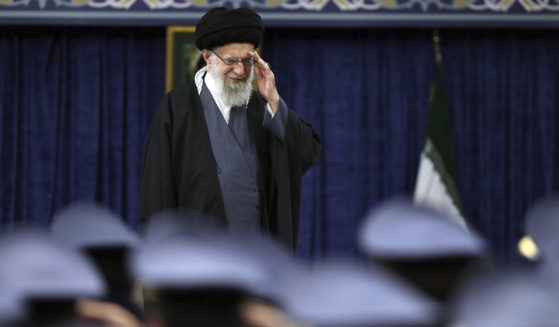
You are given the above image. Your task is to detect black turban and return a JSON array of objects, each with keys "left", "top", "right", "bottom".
[{"left": 194, "top": 7, "right": 265, "bottom": 50}]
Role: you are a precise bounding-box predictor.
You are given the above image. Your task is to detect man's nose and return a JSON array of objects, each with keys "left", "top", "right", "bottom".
[{"left": 232, "top": 62, "right": 245, "bottom": 75}]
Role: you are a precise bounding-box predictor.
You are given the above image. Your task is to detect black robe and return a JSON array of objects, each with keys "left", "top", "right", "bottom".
[{"left": 139, "top": 81, "right": 321, "bottom": 252}]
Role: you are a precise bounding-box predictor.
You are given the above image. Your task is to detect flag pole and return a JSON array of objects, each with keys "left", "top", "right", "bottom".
[{"left": 433, "top": 29, "right": 442, "bottom": 64}]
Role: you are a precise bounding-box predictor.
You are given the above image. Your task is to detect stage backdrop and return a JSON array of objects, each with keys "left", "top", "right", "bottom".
[{"left": 1, "top": 27, "right": 559, "bottom": 262}]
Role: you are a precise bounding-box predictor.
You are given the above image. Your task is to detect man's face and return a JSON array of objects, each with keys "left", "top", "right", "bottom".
[
  {"left": 206, "top": 43, "right": 255, "bottom": 83},
  {"left": 204, "top": 43, "right": 255, "bottom": 107}
]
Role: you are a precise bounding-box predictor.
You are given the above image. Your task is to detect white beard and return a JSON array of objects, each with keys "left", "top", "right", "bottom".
[{"left": 209, "top": 57, "right": 254, "bottom": 108}]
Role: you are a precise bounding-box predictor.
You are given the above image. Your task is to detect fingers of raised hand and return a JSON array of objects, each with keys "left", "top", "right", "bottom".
[{"left": 250, "top": 51, "right": 271, "bottom": 72}]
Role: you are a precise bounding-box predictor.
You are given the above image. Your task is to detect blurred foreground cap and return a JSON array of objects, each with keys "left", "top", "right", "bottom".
[
  {"left": 359, "top": 200, "right": 486, "bottom": 259},
  {"left": 141, "top": 208, "right": 224, "bottom": 245},
  {"left": 523, "top": 194, "right": 559, "bottom": 260},
  {"left": 276, "top": 261, "right": 439, "bottom": 327},
  {"left": 0, "top": 231, "right": 105, "bottom": 299},
  {"left": 51, "top": 202, "right": 140, "bottom": 250},
  {"left": 0, "top": 287, "right": 25, "bottom": 325},
  {"left": 131, "top": 237, "right": 267, "bottom": 293},
  {"left": 223, "top": 231, "right": 305, "bottom": 303},
  {"left": 450, "top": 268, "right": 559, "bottom": 327}
]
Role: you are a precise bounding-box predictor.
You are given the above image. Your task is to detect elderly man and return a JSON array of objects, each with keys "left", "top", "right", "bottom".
[{"left": 139, "top": 7, "right": 321, "bottom": 252}]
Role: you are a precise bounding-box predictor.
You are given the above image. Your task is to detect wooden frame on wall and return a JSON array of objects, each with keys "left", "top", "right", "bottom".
[{"left": 165, "top": 26, "right": 202, "bottom": 93}]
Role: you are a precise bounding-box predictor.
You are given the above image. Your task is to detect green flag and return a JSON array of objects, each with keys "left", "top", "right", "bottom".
[{"left": 414, "top": 34, "right": 466, "bottom": 229}]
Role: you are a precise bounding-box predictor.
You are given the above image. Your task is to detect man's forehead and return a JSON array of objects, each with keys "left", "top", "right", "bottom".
[{"left": 214, "top": 43, "right": 255, "bottom": 54}]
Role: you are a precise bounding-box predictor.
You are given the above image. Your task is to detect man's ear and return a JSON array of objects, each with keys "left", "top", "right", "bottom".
[{"left": 202, "top": 49, "right": 212, "bottom": 68}]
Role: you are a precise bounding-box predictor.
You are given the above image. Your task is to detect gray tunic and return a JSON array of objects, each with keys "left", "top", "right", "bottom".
[{"left": 200, "top": 83, "right": 261, "bottom": 231}]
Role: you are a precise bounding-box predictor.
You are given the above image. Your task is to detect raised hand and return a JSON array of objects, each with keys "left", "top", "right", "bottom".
[{"left": 250, "top": 51, "right": 280, "bottom": 113}]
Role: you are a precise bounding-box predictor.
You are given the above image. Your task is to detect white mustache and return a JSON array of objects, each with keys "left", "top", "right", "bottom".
[{"left": 226, "top": 73, "right": 247, "bottom": 79}]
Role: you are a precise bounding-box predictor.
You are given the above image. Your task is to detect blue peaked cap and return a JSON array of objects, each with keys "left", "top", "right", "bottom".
[
  {"left": 141, "top": 208, "right": 225, "bottom": 245},
  {"left": 51, "top": 202, "right": 140, "bottom": 250},
  {"left": 131, "top": 236, "right": 268, "bottom": 293},
  {"left": 275, "top": 260, "right": 440, "bottom": 327},
  {"left": 525, "top": 194, "right": 559, "bottom": 257},
  {"left": 359, "top": 199, "right": 486, "bottom": 259},
  {"left": 0, "top": 231, "right": 106, "bottom": 299},
  {"left": 450, "top": 267, "right": 559, "bottom": 327},
  {"left": 0, "top": 287, "right": 25, "bottom": 326}
]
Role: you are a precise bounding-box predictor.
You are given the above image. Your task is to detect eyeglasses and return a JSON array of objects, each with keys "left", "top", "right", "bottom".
[{"left": 212, "top": 50, "right": 254, "bottom": 67}]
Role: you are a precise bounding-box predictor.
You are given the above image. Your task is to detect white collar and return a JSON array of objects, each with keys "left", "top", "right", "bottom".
[
  {"left": 194, "top": 66, "right": 208, "bottom": 95},
  {"left": 196, "top": 66, "right": 234, "bottom": 123}
]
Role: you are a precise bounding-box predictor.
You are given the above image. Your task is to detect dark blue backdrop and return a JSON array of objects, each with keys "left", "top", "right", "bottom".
[
  {"left": 1, "top": 27, "right": 558, "bottom": 262},
  {"left": 0, "top": 27, "right": 165, "bottom": 230}
]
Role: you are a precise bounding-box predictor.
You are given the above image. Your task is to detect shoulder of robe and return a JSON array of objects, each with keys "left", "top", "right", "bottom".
[{"left": 159, "top": 82, "right": 202, "bottom": 118}]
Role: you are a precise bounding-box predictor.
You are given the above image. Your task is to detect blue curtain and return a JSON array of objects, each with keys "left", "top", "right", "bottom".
[
  {"left": 2, "top": 27, "right": 559, "bottom": 263},
  {"left": 263, "top": 29, "right": 434, "bottom": 260},
  {"left": 440, "top": 30, "right": 559, "bottom": 261},
  {"left": 263, "top": 29, "right": 559, "bottom": 262},
  {"left": 0, "top": 27, "right": 165, "bottom": 230}
]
